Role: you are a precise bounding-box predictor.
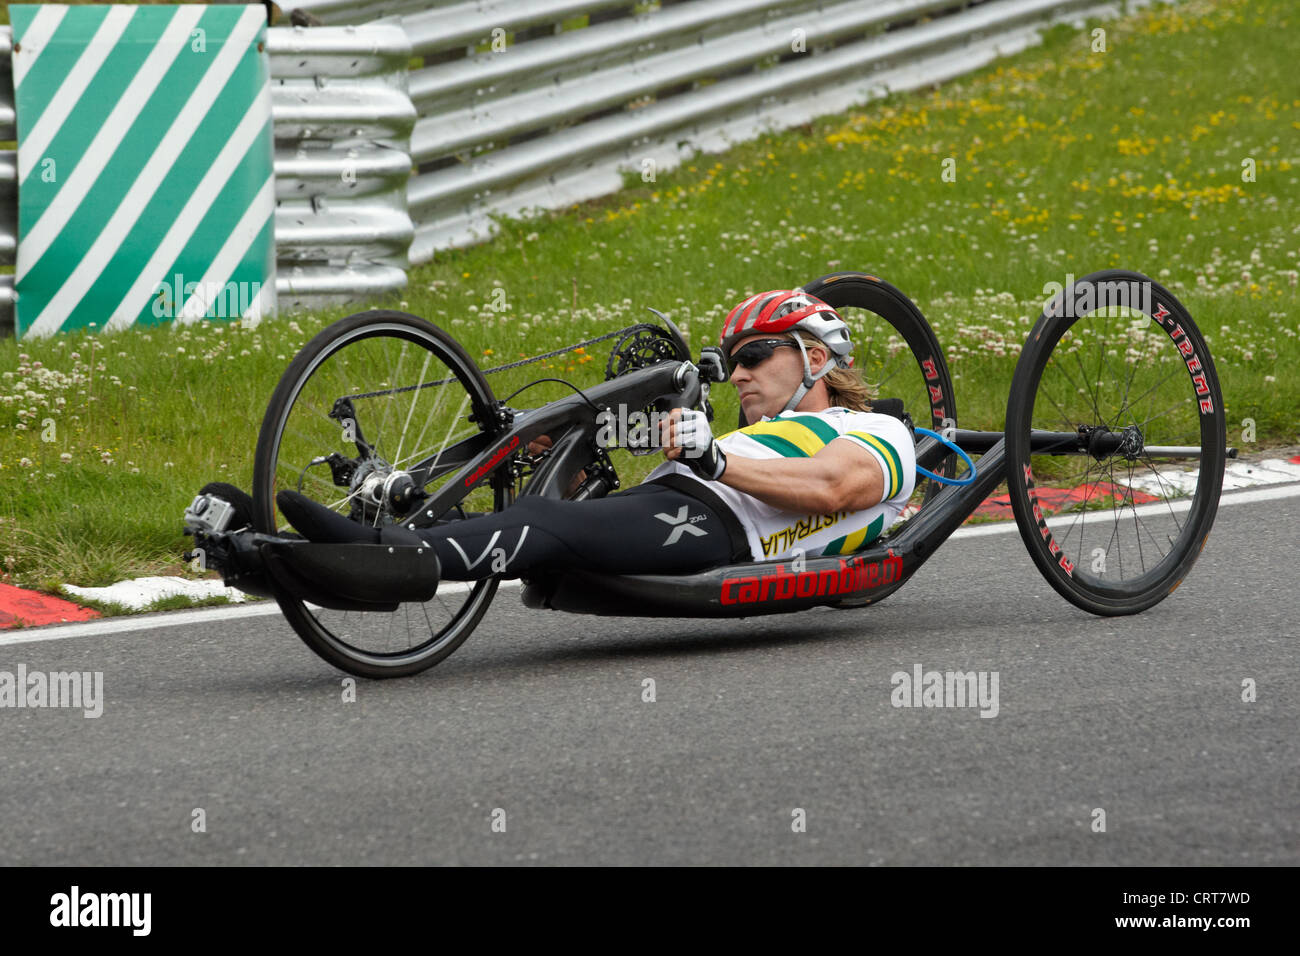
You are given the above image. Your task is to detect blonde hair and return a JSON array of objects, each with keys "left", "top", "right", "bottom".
[{"left": 791, "top": 330, "right": 875, "bottom": 412}]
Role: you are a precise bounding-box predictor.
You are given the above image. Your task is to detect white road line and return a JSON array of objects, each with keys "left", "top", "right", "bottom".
[
  {"left": 4, "top": 480, "right": 1297, "bottom": 645},
  {"left": 949, "top": 479, "right": 1300, "bottom": 539},
  {"left": 1, "top": 599, "right": 285, "bottom": 646},
  {"left": 1, "top": 581, "right": 518, "bottom": 646}
]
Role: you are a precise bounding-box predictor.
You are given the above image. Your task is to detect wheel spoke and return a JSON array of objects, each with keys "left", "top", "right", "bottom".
[
  {"left": 254, "top": 317, "right": 502, "bottom": 675},
  {"left": 1010, "top": 289, "right": 1223, "bottom": 614}
]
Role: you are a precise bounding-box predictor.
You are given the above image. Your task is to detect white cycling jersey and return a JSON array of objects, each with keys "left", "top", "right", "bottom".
[{"left": 646, "top": 407, "right": 916, "bottom": 562}]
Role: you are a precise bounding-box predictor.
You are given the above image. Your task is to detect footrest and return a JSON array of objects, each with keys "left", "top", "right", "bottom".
[{"left": 262, "top": 539, "right": 439, "bottom": 610}]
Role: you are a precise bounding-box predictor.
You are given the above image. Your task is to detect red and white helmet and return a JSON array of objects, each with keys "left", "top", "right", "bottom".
[{"left": 720, "top": 290, "right": 854, "bottom": 412}]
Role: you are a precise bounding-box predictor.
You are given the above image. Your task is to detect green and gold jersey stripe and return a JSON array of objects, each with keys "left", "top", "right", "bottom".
[
  {"left": 733, "top": 415, "right": 838, "bottom": 458},
  {"left": 845, "top": 431, "right": 904, "bottom": 500},
  {"left": 823, "top": 513, "right": 886, "bottom": 556},
  {"left": 771, "top": 414, "right": 840, "bottom": 444}
]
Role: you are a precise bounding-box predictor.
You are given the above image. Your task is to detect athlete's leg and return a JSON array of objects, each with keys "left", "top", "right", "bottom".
[{"left": 276, "top": 485, "right": 735, "bottom": 579}]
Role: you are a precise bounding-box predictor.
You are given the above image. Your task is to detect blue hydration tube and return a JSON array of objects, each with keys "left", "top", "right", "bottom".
[{"left": 914, "top": 426, "right": 977, "bottom": 486}]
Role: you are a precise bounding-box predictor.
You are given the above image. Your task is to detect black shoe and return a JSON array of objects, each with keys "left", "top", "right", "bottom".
[
  {"left": 276, "top": 489, "right": 439, "bottom": 549},
  {"left": 276, "top": 490, "right": 380, "bottom": 544}
]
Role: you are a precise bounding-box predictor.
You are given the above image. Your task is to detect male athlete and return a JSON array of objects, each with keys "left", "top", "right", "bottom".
[{"left": 195, "top": 290, "right": 915, "bottom": 590}]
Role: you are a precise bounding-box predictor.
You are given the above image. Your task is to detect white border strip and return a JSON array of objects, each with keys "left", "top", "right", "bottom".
[{"left": 4, "top": 481, "right": 1297, "bottom": 646}]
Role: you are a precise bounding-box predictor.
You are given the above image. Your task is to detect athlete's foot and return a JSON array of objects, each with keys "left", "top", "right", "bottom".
[
  {"left": 273, "top": 490, "right": 443, "bottom": 601},
  {"left": 276, "top": 490, "right": 381, "bottom": 544},
  {"left": 275, "top": 490, "right": 433, "bottom": 549}
]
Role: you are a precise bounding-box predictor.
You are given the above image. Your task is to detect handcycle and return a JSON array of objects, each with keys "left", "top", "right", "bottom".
[{"left": 186, "top": 269, "right": 1231, "bottom": 678}]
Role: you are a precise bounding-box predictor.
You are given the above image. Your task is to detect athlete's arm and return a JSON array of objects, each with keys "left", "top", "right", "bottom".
[
  {"left": 661, "top": 409, "right": 884, "bottom": 514},
  {"left": 715, "top": 440, "right": 883, "bottom": 514}
]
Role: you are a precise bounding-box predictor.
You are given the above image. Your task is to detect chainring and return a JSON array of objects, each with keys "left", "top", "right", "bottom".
[{"left": 604, "top": 323, "right": 688, "bottom": 380}]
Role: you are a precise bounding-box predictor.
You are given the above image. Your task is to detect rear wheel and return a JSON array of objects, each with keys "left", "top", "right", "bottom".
[
  {"left": 802, "top": 271, "right": 958, "bottom": 510},
  {"left": 1004, "top": 271, "right": 1226, "bottom": 615},
  {"left": 252, "top": 310, "right": 508, "bottom": 678}
]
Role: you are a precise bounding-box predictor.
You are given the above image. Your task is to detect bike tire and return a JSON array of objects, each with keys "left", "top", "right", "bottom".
[
  {"left": 1004, "top": 270, "right": 1226, "bottom": 615},
  {"left": 252, "top": 310, "right": 508, "bottom": 678}
]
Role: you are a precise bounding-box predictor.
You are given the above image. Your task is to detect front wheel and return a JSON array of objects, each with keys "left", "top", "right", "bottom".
[
  {"left": 1005, "top": 271, "right": 1226, "bottom": 615},
  {"left": 252, "top": 310, "right": 508, "bottom": 678}
]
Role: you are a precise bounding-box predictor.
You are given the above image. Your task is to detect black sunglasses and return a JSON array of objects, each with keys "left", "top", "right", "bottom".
[{"left": 728, "top": 338, "right": 799, "bottom": 371}]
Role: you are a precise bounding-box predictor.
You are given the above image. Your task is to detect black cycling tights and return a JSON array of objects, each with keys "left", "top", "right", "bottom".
[
  {"left": 426, "top": 484, "right": 736, "bottom": 580},
  {"left": 277, "top": 482, "right": 740, "bottom": 580}
]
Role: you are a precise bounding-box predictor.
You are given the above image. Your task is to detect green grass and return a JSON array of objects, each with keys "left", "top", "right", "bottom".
[
  {"left": 1, "top": 0, "right": 1296, "bottom": 593},
  {"left": 63, "top": 595, "right": 136, "bottom": 618},
  {"left": 57, "top": 590, "right": 238, "bottom": 619}
]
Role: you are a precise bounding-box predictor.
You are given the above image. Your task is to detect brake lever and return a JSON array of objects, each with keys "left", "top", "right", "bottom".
[{"left": 697, "top": 346, "right": 727, "bottom": 383}]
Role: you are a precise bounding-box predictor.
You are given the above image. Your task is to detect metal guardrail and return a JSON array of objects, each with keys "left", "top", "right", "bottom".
[
  {"left": 282, "top": 0, "right": 1140, "bottom": 267},
  {"left": 1, "top": 0, "right": 1153, "bottom": 330},
  {"left": 268, "top": 22, "right": 415, "bottom": 310}
]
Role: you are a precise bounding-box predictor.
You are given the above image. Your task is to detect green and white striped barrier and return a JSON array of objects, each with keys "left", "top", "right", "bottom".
[{"left": 11, "top": 3, "right": 276, "bottom": 339}]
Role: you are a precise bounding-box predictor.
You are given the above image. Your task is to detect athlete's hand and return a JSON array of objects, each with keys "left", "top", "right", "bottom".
[{"left": 661, "top": 408, "right": 726, "bottom": 480}]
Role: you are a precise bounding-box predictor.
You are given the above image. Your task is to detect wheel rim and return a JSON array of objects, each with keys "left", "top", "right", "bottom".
[
  {"left": 1015, "top": 293, "right": 1224, "bottom": 601},
  {"left": 255, "top": 319, "right": 504, "bottom": 670}
]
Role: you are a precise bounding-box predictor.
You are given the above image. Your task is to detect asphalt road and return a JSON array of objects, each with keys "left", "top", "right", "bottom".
[{"left": 2, "top": 487, "right": 1296, "bottom": 866}]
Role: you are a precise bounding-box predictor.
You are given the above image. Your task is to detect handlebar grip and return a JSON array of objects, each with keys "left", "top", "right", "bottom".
[{"left": 666, "top": 361, "right": 702, "bottom": 409}]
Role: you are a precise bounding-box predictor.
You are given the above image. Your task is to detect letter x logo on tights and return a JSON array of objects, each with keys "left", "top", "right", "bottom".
[{"left": 655, "top": 506, "right": 707, "bottom": 546}]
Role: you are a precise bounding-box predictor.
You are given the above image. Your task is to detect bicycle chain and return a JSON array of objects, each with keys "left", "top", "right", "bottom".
[{"left": 344, "top": 326, "right": 639, "bottom": 401}]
